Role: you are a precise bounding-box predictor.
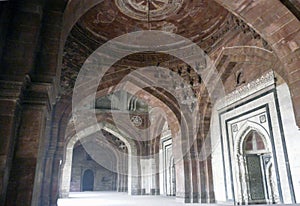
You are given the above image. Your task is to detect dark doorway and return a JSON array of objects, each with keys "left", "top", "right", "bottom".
[
  {"left": 246, "top": 154, "right": 266, "bottom": 203},
  {"left": 243, "top": 130, "right": 272, "bottom": 204},
  {"left": 82, "top": 169, "right": 94, "bottom": 191}
]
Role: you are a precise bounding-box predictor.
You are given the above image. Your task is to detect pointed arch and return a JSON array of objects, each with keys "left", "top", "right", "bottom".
[
  {"left": 234, "top": 121, "right": 271, "bottom": 156},
  {"left": 60, "top": 122, "right": 136, "bottom": 197},
  {"left": 233, "top": 120, "right": 280, "bottom": 204}
]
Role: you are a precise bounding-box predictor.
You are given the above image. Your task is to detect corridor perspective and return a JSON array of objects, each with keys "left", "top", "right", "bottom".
[{"left": 0, "top": 0, "right": 300, "bottom": 205}]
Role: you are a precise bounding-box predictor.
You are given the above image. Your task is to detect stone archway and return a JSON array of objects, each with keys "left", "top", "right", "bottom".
[
  {"left": 234, "top": 121, "right": 280, "bottom": 205},
  {"left": 2, "top": 1, "right": 300, "bottom": 206},
  {"left": 60, "top": 0, "right": 300, "bottom": 128},
  {"left": 60, "top": 122, "right": 137, "bottom": 198},
  {"left": 213, "top": 0, "right": 300, "bottom": 127}
]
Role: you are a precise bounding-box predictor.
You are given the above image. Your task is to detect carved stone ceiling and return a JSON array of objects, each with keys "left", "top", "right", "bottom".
[
  {"left": 61, "top": 0, "right": 269, "bottom": 95},
  {"left": 78, "top": 0, "right": 228, "bottom": 41},
  {"left": 115, "top": 0, "right": 184, "bottom": 21},
  {"left": 62, "top": 0, "right": 228, "bottom": 93}
]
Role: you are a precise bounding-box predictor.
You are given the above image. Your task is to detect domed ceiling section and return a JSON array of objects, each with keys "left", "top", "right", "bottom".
[
  {"left": 115, "top": 0, "right": 184, "bottom": 21},
  {"left": 61, "top": 0, "right": 270, "bottom": 95},
  {"left": 62, "top": 0, "right": 229, "bottom": 94},
  {"left": 78, "top": 0, "right": 229, "bottom": 44}
]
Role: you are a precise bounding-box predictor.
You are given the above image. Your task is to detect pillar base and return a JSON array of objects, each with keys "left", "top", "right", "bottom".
[
  {"left": 150, "top": 189, "right": 160, "bottom": 195},
  {"left": 208, "top": 191, "right": 215, "bottom": 203},
  {"left": 150, "top": 189, "right": 155, "bottom": 195},
  {"left": 176, "top": 192, "right": 191, "bottom": 203},
  {"left": 118, "top": 187, "right": 128, "bottom": 192},
  {"left": 60, "top": 192, "right": 69, "bottom": 198},
  {"left": 200, "top": 191, "right": 207, "bottom": 203},
  {"left": 155, "top": 189, "right": 160, "bottom": 195},
  {"left": 130, "top": 188, "right": 142, "bottom": 195},
  {"left": 192, "top": 192, "right": 199, "bottom": 203}
]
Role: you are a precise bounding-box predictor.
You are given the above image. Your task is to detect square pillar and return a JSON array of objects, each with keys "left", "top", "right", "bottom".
[
  {"left": 5, "top": 80, "right": 56, "bottom": 206},
  {"left": 0, "top": 79, "right": 24, "bottom": 205}
]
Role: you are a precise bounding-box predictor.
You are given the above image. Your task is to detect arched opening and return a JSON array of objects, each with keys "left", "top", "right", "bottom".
[
  {"left": 60, "top": 124, "right": 132, "bottom": 198},
  {"left": 244, "top": 131, "right": 266, "bottom": 151},
  {"left": 236, "top": 129, "right": 279, "bottom": 205},
  {"left": 82, "top": 170, "right": 94, "bottom": 192},
  {"left": 2, "top": 0, "right": 300, "bottom": 205},
  {"left": 70, "top": 142, "right": 118, "bottom": 193},
  {"left": 243, "top": 131, "right": 268, "bottom": 204}
]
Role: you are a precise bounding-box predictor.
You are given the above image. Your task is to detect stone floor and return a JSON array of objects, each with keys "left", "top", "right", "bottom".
[
  {"left": 57, "top": 192, "right": 217, "bottom": 206},
  {"left": 57, "top": 192, "right": 299, "bottom": 206}
]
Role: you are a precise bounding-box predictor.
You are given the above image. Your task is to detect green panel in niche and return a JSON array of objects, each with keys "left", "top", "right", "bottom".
[{"left": 246, "top": 155, "right": 266, "bottom": 201}]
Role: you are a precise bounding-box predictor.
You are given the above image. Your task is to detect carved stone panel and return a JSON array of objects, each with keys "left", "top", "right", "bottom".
[{"left": 115, "top": 0, "right": 183, "bottom": 21}]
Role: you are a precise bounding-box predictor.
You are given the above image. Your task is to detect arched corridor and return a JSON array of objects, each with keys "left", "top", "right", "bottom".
[{"left": 0, "top": 0, "right": 300, "bottom": 206}]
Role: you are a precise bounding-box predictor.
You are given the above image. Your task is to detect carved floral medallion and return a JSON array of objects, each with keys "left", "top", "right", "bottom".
[{"left": 115, "top": 0, "right": 183, "bottom": 21}]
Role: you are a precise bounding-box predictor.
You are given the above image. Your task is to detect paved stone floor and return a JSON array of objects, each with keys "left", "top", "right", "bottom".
[
  {"left": 57, "top": 192, "right": 299, "bottom": 206},
  {"left": 57, "top": 192, "right": 219, "bottom": 206}
]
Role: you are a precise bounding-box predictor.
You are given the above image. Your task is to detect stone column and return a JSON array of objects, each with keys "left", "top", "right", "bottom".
[
  {"left": 117, "top": 173, "right": 122, "bottom": 192},
  {"left": 123, "top": 173, "right": 128, "bottom": 192},
  {"left": 173, "top": 131, "right": 192, "bottom": 203},
  {"left": 183, "top": 154, "right": 192, "bottom": 203},
  {"left": 191, "top": 143, "right": 200, "bottom": 203},
  {"left": 40, "top": 109, "right": 57, "bottom": 206},
  {"left": 150, "top": 139, "right": 160, "bottom": 195},
  {"left": 128, "top": 147, "right": 141, "bottom": 195},
  {"left": 199, "top": 132, "right": 215, "bottom": 204},
  {"left": 1, "top": 0, "right": 44, "bottom": 76},
  {"left": 5, "top": 80, "right": 55, "bottom": 206},
  {"left": 117, "top": 154, "right": 126, "bottom": 192},
  {"left": 198, "top": 136, "right": 208, "bottom": 203},
  {"left": 122, "top": 151, "right": 129, "bottom": 192},
  {"left": 150, "top": 156, "right": 160, "bottom": 195},
  {"left": 50, "top": 148, "right": 64, "bottom": 205},
  {"left": 205, "top": 134, "right": 215, "bottom": 203},
  {"left": 206, "top": 154, "right": 215, "bottom": 203},
  {"left": 0, "top": 79, "right": 25, "bottom": 205}
]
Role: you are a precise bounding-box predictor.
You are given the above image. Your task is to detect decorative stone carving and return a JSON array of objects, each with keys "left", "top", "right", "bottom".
[
  {"left": 259, "top": 114, "right": 266, "bottom": 123},
  {"left": 94, "top": 9, "right": 117, "bottom": 24},
  {"left": 232, "top": 15, "right": 271, "bottom": 50},
  {"left": 232, "top": 123, "right": 238, "bottom": 132},
  {"left": 222, "top": 71, "right": 275, "bottom": 107},
  {"left": 131, "top": 115, "right": 143, "bottom": 126},
  {"left": 115, "top": 0, "right": 183, "bottom": 21},
  {"left": 161, "top": 22, "right": 177, "bottom": 33}
]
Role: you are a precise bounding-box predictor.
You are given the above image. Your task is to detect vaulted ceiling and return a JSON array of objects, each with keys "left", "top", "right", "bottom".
[
  {"left": 59, "top": 0, "right": 282, "bottom": 147},
  {"left": 61, "top": 0, "right": 271, "bottom": 96}
]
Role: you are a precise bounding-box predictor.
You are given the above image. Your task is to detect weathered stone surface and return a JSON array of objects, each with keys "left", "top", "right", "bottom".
[{"left": 0, "top": 0, "right": 299, "bottom": 205}]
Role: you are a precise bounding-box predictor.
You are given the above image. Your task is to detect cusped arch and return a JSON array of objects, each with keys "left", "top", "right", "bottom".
[
  {"left": 234, "top": 120, "right": 271, "bottom": 156},
  {"left": 233, "top": 120, "right": 281, "bottom": 204}
]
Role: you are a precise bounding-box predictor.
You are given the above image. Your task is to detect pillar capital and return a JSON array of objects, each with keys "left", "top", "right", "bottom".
[
  {"left": 22, "top": 75, "right": 59, "bottom": 111},
  {"left": 0, "top": 75, "right": 29, "bottom": 103}
]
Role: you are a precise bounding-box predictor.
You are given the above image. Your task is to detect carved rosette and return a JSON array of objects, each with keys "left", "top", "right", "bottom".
[
  {"left": 115, "top": 0, "right": 183, "bottom": 21},
  {"left": 131, "top": 115, "right": 143, "bottom": 127}
]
